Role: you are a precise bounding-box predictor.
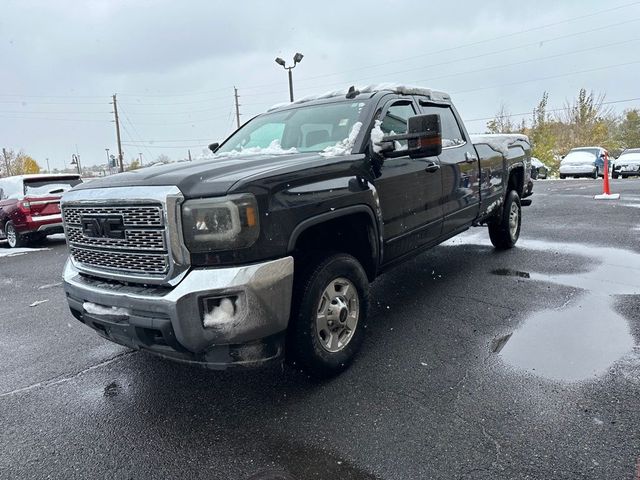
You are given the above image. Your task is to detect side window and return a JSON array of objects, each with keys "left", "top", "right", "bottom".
[
  {"left": 421, "top": 104, "right": 465, "bottom": 148},
  {"left": 380, "top": 101, "right": 416, "bottom": 148}
]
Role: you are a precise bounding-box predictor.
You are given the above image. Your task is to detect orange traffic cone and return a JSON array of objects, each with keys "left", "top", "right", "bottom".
[{"left": 594, "top": 151, "right": 620, "bottom": 200}]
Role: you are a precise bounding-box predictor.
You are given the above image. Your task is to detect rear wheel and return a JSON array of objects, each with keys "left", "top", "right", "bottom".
[
  {"left": 592, "top": 169, "right": 598, "bottom": 179},
  {"left": 488, "top": 190, "right": 521, "bottom": 250},
  {"left": 559, "top": 174, "right": 566, "bottom": 179},
  {"left": 287, "top": 253, "right": 369, "bottom": 378},
  {"left": 612, "top": 171, "right": 619, "bottom": 179},
  {"left": 5, "top": 221, "right": 27, "bottom": 248}
]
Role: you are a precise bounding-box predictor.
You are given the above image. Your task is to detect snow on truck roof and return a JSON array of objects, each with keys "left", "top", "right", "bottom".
[{"left": 268, "top": 83, "right": 450, "bottom": 111}]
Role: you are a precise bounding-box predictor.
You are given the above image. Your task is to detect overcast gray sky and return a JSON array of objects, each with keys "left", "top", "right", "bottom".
[{"left": 2, "top": 0, "right": 639, "bottom": 171}]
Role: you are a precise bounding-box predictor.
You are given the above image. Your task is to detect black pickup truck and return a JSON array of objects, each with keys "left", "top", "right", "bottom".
[{"left": 61, "top": 85, "right": 532, "bottom": 377}]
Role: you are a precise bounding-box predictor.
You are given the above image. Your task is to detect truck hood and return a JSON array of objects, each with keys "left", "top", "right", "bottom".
[{"left": 72, "top": 153, "right": 351, "bottom": 198}]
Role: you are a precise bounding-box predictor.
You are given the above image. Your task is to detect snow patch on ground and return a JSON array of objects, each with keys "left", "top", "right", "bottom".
[
  {"left": 470, "top": 134, "right": 530, "bottom": 156},
  {"left": 29, "top": 299, "right": 49, "bottom": 307},
  {"left": 320, "top": 122, "right": 363, "bottom": 157},
  {"left": 203, "top": 298, "right": 236, "bottom": 328},
  {"left": 83, "top": 302, "right": 130, "bottom": 317},
  {"left": 0, "top": 246, "right": 50, "bottom": 258}
]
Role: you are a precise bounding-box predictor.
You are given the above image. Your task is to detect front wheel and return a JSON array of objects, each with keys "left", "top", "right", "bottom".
[
  {"left": 287, "top": 253, "right": 369, "bottom": 378},
  {"left": 612, "top": 172, "right": 619, "bottom": 179},
  {"left": 488, "top": 190, "right": 521, "bottom": 250},
  {"left": 5, "top": 221, "right": 28, "bottom": 248},
  {"left": 559, "top": 174, "right": 566, "bottom": 179}
]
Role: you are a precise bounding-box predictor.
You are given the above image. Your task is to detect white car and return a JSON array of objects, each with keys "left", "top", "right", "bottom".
[
  {"left": 612, "top": 148, "right": 640, "bottom": 178},
  {"left": 559, "top": 147, "right": 607, "bottom": 179}
]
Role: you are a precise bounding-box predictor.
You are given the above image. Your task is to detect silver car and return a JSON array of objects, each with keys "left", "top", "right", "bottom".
[
  {"left": 559, "top": 147, "right": 607, "bottom": 179},
  {"left": 612, "top": 148, "right": 640, "bottom": 178}
]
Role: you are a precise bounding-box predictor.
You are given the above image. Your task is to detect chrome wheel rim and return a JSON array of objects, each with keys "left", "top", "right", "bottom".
[
  {"left": 509, "top": 202, "right": 519, "bottom": 239},
  {"left": 316, "top": 277, "right": 359, "bottom": 353},
  {"left": 6, "top": 225, "right": 16, "bottom": 247}
]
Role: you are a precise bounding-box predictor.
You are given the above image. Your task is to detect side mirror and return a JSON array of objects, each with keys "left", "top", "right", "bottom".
[
  {"left": 208, "top": 142, "right": 220, "bottom": 153},
  {"left": 378, "top": 114, "right": 442, "bottom": 159}
]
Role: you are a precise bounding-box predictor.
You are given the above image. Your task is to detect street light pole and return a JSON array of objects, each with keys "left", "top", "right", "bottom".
[{"left": 275, "top": 53, "right": 304, "bottom": 102}]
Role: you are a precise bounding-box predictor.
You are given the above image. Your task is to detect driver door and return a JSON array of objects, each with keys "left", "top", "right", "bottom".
[{"left": 373, "top": 98, "right": 443, "bottom": 263}]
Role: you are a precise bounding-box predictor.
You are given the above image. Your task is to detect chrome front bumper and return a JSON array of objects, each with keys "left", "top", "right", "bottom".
[{"left": 63, "top": 256, "right": 294, "bottom": 368}]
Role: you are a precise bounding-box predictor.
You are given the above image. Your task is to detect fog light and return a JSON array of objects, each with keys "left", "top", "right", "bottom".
[{"left": 202, "top": 296, "right": 238, "bottom": 328}]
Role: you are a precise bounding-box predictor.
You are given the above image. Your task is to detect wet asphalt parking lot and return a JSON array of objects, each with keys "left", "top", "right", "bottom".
[{"left": 1, "top": 179, "right": 639, "bottom": 480}]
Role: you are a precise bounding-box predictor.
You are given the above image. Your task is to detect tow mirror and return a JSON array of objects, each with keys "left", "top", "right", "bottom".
[
  {"left": 378, "top": 114, "right": 442, "bottom": 159},
  {"left": 208, "top": 142, "right": 220, "bottom": 153}
]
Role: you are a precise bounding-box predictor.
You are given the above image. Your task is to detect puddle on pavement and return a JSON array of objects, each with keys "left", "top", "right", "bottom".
[
  {"left": 499, "top": 294, "right": 634, "bottom": 381},
  {"left": 450, "top": 233, "right": 640, "bottom": 382}
]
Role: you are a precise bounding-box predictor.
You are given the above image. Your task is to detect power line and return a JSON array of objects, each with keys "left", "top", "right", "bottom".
[
  {"left": 451, "top": 59, "right": 640, "bottom": 95},
  {"left": 463, "top": 96, "right": 640, "bottom": 123},
  {"left": 240, "top": 0, "right": 640, "bottom": 90},
  {"left": 266, "top": 16, "right": 640, "bottom": 96}
]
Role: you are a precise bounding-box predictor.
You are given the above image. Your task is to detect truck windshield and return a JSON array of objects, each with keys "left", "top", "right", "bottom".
[{"left": 216, "top": 100, "right": 369, "bottom": 155}]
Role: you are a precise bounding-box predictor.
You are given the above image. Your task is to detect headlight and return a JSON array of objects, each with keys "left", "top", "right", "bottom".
[{"left": 181, "top": 194, "right": 260, "bottom": 252}]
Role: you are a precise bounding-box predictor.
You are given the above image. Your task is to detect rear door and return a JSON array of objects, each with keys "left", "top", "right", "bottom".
[
  {"left": 373, "top": 98, "right": 443, "bottom": 263},
  {"left": 418, "top": 101, "right": 480, "bottom": 234}
]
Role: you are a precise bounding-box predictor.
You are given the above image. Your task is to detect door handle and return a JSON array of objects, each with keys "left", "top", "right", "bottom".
[
  {"left": 465, "top": 152, "right": 478, "bottom": 163},
  {"left": 425, "top": 162, "right": 440, "bottom": 173}
]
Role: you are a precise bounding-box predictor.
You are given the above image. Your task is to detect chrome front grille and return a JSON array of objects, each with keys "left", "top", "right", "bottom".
[
  {"left": 65, "top": 225, "right": 165, "bottom": 251},
  {"left": 63, "top": 204, "right": 169, "bottom": 276},
  {"left": 62, "top": 205, "right": 162, "bottom": 227},
  {"left": 69, "top": 247, "right": 169, "bottom": 274}
]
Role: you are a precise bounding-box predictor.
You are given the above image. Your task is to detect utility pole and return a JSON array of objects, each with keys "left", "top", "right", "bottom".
[
  {"left": 188, "top": 149, "right": 192, "bottom": 162},
  {"left": 2, "top": 148, "right": 11, "bottom": 176},
  {"left": 234, "top": 86, "right": 241, "bottom": 129},
  {"left": 46, "top": 158, "right": 50, "bottom": 173},
  {"left": 138, "top": 152, "right": 143, "bottom": 166},
  {"left": 112, "top": 94, "right": 124, "bottom": 173}
]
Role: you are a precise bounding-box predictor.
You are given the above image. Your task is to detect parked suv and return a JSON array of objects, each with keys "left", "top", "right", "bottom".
[
  {"left": 559, "top": 147, "right": 608, "bottom": 179},
  {"left": 0, "top": 174, "right": 82, "bottom": 248}
]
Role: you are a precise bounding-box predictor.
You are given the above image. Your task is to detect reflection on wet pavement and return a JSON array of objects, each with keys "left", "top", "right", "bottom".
[
  {"left": 500, "top": 294, "right": 634, "bottom": 381},
  {"left": 504, "top": 239, "right": 640, "bottom": 381},
  {"left": 453, "top": 234, "right": 640, "bottom": 382}
]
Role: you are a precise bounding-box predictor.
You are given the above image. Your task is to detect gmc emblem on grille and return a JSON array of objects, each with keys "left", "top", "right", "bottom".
[{"left": 80, "top": 215, "right": 126, "bottom": 239}]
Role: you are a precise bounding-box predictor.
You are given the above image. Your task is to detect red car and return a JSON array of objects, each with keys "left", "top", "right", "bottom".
[{"left": 0, "top": 174, "right": 82, "bottom": 248}]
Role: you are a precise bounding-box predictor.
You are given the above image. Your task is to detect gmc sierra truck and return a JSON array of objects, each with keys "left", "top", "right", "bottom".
[{"left": 61, "top": 85, "right": 532, "bottom": 378}]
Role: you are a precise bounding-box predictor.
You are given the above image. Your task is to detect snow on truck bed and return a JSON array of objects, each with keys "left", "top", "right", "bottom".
[{"left": 470, "top": 134, "right": 530, "bottom": 157}]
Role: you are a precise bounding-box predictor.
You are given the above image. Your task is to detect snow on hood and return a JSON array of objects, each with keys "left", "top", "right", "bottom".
[
  {"left": 470, "top": 134, "right": 530, "bottom": 156},
  {"left": 201, "top": 139, "right": 298, "bottom": 159},
  {"left": 561, "top": 151, "right": 596, "bottom": 165},
  {"left": 269, "top": 83, "right": 450, "bottom": 110},
  {"left": 320, "top": 122, "right": 363, "bottom": 157}
]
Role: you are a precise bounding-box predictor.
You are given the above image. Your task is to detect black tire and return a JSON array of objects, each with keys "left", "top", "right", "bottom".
[
  {"left": 488, "top": 190, "right": 521, "bottom": 250},
  {"left": 5, "top": 221, "right": 28, "bottom": 248},
  {"left": 612, "top": 172, "right": 618, "bottom": 179},
  {"left": 592, "top": 169, "right": 598, "bottom": 179},
  {"left": 287, "top": 253, "right": 369, "bottom": 378},
  {"left": 559, "top": 174, "right": 566, "bottom": 179}
]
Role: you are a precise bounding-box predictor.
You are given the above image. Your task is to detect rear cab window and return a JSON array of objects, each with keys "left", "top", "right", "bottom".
[{"left": 23, "top": 177, "right": 82, "bottom": 196}]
